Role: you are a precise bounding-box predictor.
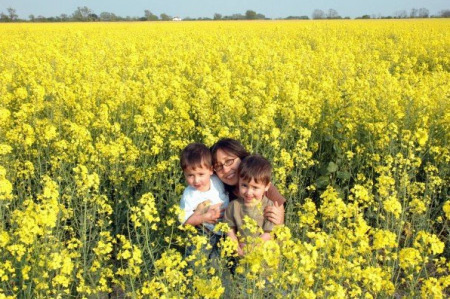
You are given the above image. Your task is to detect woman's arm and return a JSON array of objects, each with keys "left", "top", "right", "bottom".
[{"left": 265, "top": 184, "right": 286, "bottom": 205}]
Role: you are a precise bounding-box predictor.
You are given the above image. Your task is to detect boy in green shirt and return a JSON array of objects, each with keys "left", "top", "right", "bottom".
[{"left": 223, "top": 154, "right": 274, "bottom": 256}]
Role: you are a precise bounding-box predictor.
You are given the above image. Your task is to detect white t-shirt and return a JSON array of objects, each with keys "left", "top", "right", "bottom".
[{"left": 179, "top": 175, "right": 229, "bottom": 233}]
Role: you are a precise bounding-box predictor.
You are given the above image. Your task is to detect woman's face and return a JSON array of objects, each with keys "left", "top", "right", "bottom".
[{"left": 214, "top": 149, "right": 241, "bottom": 186}]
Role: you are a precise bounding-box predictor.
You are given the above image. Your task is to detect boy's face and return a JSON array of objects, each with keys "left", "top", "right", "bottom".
[
  {"left": 239, "top": 178, "right": 270, "bottom": 204},
  {"left": 184, "top": 164, "right": 213, "bottom": 192}
]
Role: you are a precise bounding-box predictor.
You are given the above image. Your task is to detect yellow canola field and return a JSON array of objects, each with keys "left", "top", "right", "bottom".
[{"left": 0, "top": 20, "right": 449, "bottom": 298}]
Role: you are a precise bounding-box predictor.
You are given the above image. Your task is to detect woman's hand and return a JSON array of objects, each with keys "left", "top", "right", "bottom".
[{"left": 264, "top": 201, "right": 285, "bottom": 225}]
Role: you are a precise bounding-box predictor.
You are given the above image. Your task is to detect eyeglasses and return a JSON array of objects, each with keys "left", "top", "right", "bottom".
[{"left": 214, "top": 158, "right": 237, "bottom": 172}]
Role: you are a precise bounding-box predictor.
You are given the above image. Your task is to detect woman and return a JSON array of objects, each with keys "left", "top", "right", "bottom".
[{"left": 210, "top": 138, "right": 285, "bottom": 225}]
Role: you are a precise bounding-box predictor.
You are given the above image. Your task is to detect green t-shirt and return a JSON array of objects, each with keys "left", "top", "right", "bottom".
[{"left": 223, "top": 196, "right": 274, "bottom": 240}]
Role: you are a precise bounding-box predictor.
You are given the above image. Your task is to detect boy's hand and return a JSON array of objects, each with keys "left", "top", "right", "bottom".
[
  {"left": 195, "top": 199, "right": 212, "bottom": 214},
  {"left": 264, "top": 201, "right": 285, "bottom": 225},
  {"left": 202, "top": 202, "right": 222, "bottom": 224},
  {"left": 237, "top": 246, "right": 245, "bottom": 257}
]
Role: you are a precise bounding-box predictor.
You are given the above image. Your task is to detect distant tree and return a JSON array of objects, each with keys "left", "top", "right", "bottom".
[
  {"left": 326, "top": 9, "right": 340, "bottom": 19},
  {"left": 410, "top": 8, "right": 418, "bottom": 18},
  {"left": 214, "top": 13, "right": 222, "bottom": 20},
  {"left": 100, "top": 12, "right": 111, "bottom": 21},
  {"left": 60, "top": 14, "right": 69, "bottom": 21},
  {"left": 7, "top": 7, "right": 18, "bottom": 21},
  {"left": 99, "top": 12, "right": 119, "bottom": 21},
  {"left": 418, "top": 8, "right": 429, "bottom": 18},
  {"left": 256, "top": 13, "right": 266, "bottom": 19},
  {"left": 440, "top": 9, "right": 450, "bottom": 17},
  {"left": 285, "top": 15, "right": 309, "bottom": 20},
  {"left": 361, "top": 15, "right": 371, "bottom": 19},
  {"left": 245, "top": 10, "right": 257, "bottom": 20},
  {"left": 145, "top": 10, "right": 158, "bottom": 21},
  {"left": 224, "top": 13, "right": 244, "bottom": 20},
  {"left": 312, "top": 9, "right": 325, "bottom": 19},
  {"left": 72, "top": 6, "right": 93, "bottom": 21},
  {"left": 29, "top": 14, "right": 35, "bottom": 21},
  {"left": 88, "top": 13, "right": 98, "bottom": 21},
  {"left": 395, "top": 10, "right": 407, "bottom": 18},
  {"left": 0, "top": 12, "right": 9, "bottom": 22},
  {"left": 160, "top": 13, "right": 171, "bottom": 21}
]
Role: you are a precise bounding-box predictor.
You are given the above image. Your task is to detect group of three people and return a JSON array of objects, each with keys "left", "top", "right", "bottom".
[{"left": 179, "top": 138, "right": 285, "bottom": 257}]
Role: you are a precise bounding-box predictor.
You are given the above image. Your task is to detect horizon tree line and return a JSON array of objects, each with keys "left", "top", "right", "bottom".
[{"left": 1, "top": 6, "right": 449, "bottom": 22}]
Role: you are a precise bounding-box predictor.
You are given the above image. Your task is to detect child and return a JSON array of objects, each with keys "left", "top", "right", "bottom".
[
  {"left": 179, "top": 143, "right": 229, "bottom": 236},
  {"left": 223, "top": 154, "right": 274, "bottom": 256}
]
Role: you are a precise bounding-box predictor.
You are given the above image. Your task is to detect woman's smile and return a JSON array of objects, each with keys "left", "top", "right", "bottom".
[{"left": 214, "top": 149, "right": 240, "bottom": 186}]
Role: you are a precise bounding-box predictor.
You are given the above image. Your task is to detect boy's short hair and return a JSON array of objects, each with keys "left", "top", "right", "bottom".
[
  {"left": 180, "top": 143, "right": 212, "bottom": 170},
  {"left": 238, "top": 154, "right": 272, "bottom": 186}
]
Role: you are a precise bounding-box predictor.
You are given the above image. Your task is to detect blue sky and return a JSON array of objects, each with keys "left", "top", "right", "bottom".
[{"left": 0, "top": 0, "right": 448, "bottom": 19}]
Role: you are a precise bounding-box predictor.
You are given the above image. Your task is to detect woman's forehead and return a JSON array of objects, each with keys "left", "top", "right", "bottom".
[{"left": 214, "top": 148, "right": 236, "bottom": 161}]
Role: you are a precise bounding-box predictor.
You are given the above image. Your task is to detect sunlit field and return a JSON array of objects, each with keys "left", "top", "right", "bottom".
[{"left": 0, "top": 20, "right": 449, "bottom": 298}]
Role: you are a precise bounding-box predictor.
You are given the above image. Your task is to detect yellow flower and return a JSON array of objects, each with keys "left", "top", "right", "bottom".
[
  {"left": 421, "top": 277, "right": 443, "bottom": 299},
  {"left": 319, "top": 186, "right": 348, "bottom": 224},
  {"left": 0, "top": 166, "right": 13, "bottom": 201},
  {"left": 0, "top": 231, "right": 10, "bottom": 247},
  {"left": 141, "top": 279, "right": 168, "bottom": 296},
  {"left": 0, "top": 144, "right": 12, "bottom": 155},
  {"left": 350, "top": 184, "right": 372, "bottom": 206},
  {"left": 399, "top": 247, "right": 422, "bottom": 270},
  {"left": 443, "top": 201, "right": 450, "bottom": 219},
  {"left": 409, "top": 198, "right": 427, "bottom": 215},
  {"left": 382, "top": 196, "right": 402, "bottom": 219},
  {"left": 415, "top": 128, "right": 428, "bottom": 147},
  {"left": 193, "top": 276, "right": 224, "bottom": 298},
  {"left": 372, "top": 229, "right": 397, "bottom": 250},
  {"left": 299, "top": 198, "right": 317, "bottom": 227},
  {"left": 1, "top": 20, "right": 449, "bottom": 297},
  {"left": 414, "top": 231, "right": 444, "bottom": 255}
]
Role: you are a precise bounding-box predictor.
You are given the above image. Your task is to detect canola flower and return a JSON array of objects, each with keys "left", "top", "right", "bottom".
[{"left": 0, "top": 20, "right": 449, "bottom": 297}]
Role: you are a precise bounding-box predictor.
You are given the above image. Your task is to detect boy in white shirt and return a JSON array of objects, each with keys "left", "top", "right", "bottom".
[{"left": 179, "top": 143, "right": 229, "bottom": 257}]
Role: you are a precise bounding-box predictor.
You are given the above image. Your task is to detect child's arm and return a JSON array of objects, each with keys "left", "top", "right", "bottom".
[
  {"left": 184, "top": 202, "right": 222, "bottom": 226},
  {"left": 227, "top": 229, "right": 244, "bottom": 256},
  {"left": 260, "top": 232, "right": 272, "bottom": 241}
]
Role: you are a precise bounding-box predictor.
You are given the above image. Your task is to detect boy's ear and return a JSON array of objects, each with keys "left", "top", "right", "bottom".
[
  {"left": 264, "top": 182, "right": 271, "bottom": 192},
  {"left": 209, "top": 165, "right": 213, "bottom": 175}
]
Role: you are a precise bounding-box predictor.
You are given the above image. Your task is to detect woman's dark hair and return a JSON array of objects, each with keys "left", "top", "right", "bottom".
[
  {"left": 210, "top": 138, "right": 250, "bottom": 198},
  {"left": 210, "top": 138, "right": 250, "bottom": 164}
]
